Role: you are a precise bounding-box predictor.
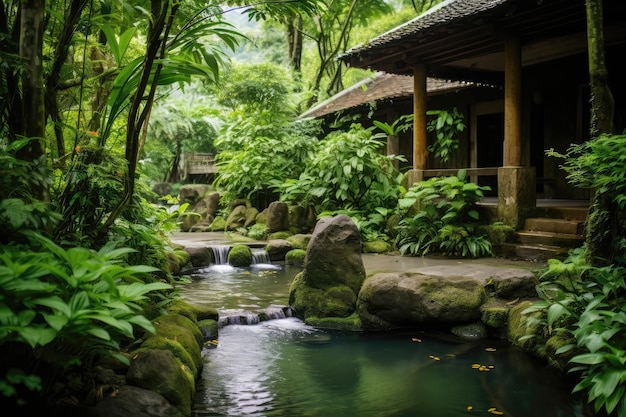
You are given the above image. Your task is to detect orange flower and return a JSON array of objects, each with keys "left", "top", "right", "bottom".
[
  {"left": 87, "top": 131, "right": 99, "bottom": 137},
  {"left": 75, "top": 145, "right": 81, "bottom": 152}
]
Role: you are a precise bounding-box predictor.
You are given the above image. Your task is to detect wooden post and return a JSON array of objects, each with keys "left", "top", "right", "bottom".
[
  {"left": 504, "top": 37, "right": 522, "bottom": 167},
  {"left": 413, "top": 64, "right": 428, "bottom": 170}
]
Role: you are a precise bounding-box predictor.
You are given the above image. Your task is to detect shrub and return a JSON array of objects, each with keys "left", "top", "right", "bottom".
[
  {"left": 0, "top": 233, "right": 171, "bottom": 404},
  {"left": 394, "top": 170, "right": 492, "bottom": 258}
]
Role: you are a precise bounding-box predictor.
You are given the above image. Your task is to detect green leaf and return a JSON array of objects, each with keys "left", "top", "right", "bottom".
[{"left": 570, "top": 353, "right": 606, "bottom": 365}]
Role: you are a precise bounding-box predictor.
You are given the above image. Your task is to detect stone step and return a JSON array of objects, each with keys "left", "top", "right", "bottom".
[
  {"left": 524, "top": 217, "right": 585, "bottom": 235},
  {"left": 515, "top": 231, "right": 584, "bottom": 248},
  {"left": 531, "top": 206, "right": 588, "bottom": 221},
  {"left": 502, "top": 242, "right": 570, "bottom": 262}
]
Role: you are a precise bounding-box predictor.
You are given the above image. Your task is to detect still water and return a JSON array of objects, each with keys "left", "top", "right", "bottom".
[{"left": 180, "top": 260, "right": 586, "bottom": 417}]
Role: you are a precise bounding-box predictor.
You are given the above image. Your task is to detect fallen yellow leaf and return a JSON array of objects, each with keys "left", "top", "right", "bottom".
[
  {"left": 485, "top": 347, "right": 497, "bottom": 352},
  {"left": 467, "top": 406, "right": 473, "bottom": 411},
  {"left": 412, "top": 338, "right": 422, "bottom": 343},
  {"left": 471, "top": 364, "right": 481, "bottom": 369},
  {"left": 488, "top": 409, "right": 504, "bottom": 415}
]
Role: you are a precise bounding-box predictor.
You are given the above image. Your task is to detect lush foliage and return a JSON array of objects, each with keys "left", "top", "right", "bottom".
[
  {"left": 215, "top": 114, "right": 322, "bottom": 208},
  {"left": 0, "top": 233, "right": 171, "bottom": 404},
  {"left": 278, "top": 124, "right": 404, "bottom": 211},
  {"left": 426, "top": 108, "right": 465, "bottom": 164},
  {"left": 522, "top": 248, "right": 626, "bottom": 417},
  {"left": 394, "top": 170, "right": 492, "bottom": 258}
]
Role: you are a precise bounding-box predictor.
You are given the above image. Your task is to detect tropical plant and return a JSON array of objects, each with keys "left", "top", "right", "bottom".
[
  {"left": 546, "top": 134, "right": 626, "bottom": 264},
  {"left": 215, "top": 108, "right": 322, "bottom": 209},
  {"left": 278, "top": 124, "right": 404, "bottom": 214},
  {"left": 0, "top": 233, "right": 171, "bottom": 404},
  {"left": 521, "top": 248, "right": 626, "bottom": 417},
  {"left": 395, "top": 170, "right": 492, "bottom": 258},
  {"left": 426, "top": 107, "right": 466, "bottom": 164}
]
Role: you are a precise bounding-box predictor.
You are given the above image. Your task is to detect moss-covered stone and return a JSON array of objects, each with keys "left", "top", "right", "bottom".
[
  {"left": 126, "top": 349, "right": 195, "bottom": 416},
  {"left": 507, "top": 301, "right": 545, "bottom": 357},
  {"left": 173, "top": 249, "right": 190, "bottom": 268},
  {"left": 197, "top": 319, "right": 219, "bottom": 341},
  {"left": 544, "top": 331, "right": 578, "bottom": 371},
  {"left": 362, "top": 240, "right": 391, "bottom": 254},
  {"left": 286, "top": 234, "right": 311, "bottom": 250},
  {"left": 289, "top": 272, "right": 357, "bottom": 319},
  {"left": 139, "top": 336, "right": 198, "bottom": 379},
  {"left": 480, "top": 300, "right": 510, "bottom": 331},
  {"left": 167, "top": 299, "right": 199, "bottom": 323},
  {"left": 228, "top": 244, "right": 252, "bottom": 267},
  {"left": 305, "top": 313, "right": 363, "bottom": 331},
  {"left": 285, "top": 249, "right": 306, "bottom": 266},
  {"left": 150, "top": 313, "right": 203, "bottom": 373},
  {"left": 268, "top": 231, "right": 292, "bottom": 240},
  {"left": 209, "top": 215, "right": 226, "bottom": 231}
]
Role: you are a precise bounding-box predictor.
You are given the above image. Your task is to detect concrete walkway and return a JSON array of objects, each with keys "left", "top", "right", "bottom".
[{"left": 169, "top": 231, "right": 544, "bottom": 276}]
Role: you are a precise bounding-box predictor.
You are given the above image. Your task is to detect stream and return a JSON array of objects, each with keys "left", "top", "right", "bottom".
[{"left": 179, "top": 256, "right": 586, "bottom": 417}]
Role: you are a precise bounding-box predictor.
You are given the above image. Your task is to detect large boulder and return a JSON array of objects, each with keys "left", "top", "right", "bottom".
[
  {"left": 289, "top": 215, "right": 365, "bottom": 321},
  {"left": 178, "top": 184, "right": 210, "bottom": 205},
  {"left": 126, "top": 349, "right": 195, "bottom": 416},
  {"left": 265, "top": 239, "right": 293, "bottom": 262},
  {"left": 85, "top": 385, "right": 178, "bottom": 417},
  {"left": 267, "top": 201, "right": 289, "bottom": 232},
  {"left": 357, "top": 272, "right": 486, "bottom": 330}
]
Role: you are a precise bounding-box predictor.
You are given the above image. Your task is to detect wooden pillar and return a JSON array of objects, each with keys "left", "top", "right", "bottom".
[
  {"left": 504, "top": 37, "right": 522, "bottom": 167},
  {"left": 413, "top": 64, "right": 428, "bottom": 170}
]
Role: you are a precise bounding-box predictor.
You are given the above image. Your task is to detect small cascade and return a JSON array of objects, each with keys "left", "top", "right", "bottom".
[
  {"left": 251, "top": 248, "right": 271, "bottom": 265},
  {"left": 218, "top": 306, "right": 294, "bottom": 328},
  {"left": 210, "top": 245, "right": 231, "bottom": 265}
]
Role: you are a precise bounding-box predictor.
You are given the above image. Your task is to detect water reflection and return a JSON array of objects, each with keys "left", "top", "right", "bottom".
[
  {"left": 193, "top": 319, "right": 585, "bottom": 417},
  {"left": 180, "top": 264, "right": 585, "bottom": 417}
]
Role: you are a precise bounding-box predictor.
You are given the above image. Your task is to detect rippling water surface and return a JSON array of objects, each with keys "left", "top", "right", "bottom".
[{"left": 180, "top": 262, "right": 586, "bottom": 417}]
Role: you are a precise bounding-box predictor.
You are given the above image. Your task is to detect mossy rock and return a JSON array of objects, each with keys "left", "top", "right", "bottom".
[
  {"left": 362, "top": 240, "right": 391, "bottom": 254},
  {"left": 507, "top": 300, "right": 545, "bottom": 357},
  {"left": 197, "top": 319, "right": 219, "bottom": 341},
  {"left": 286, "top": 234, "right": 311, "bottom": 250},
  {"left": 268, "top": 231, "right": 292, "bottom": 240},
  {"left": 167, "top": 299, "right": 218, "bottom": 322},
  {"left": 167, "top": 299, "right": 199, "bottom": 323},
  {"left": 285, "top": 249, "right": 306, "bottom": 266},
  {"left": 305, "top": 313, "right": 363, "bottom": 331},
  {"left": 195, "top": 306, "right": 219, "bottom": 321},
  {"left": 480, "top": 300, "right": 511, "bottom": 331},
  {"left": 209, "top": 215, "right": 227, "bottom": 231},
  {"left": 479, "top": 224, "right": 516, "bottom": 255},
  {"left": 255, "top": 209, "right": 268, "bottom": 224},
  {"left": 544, "top": 331, "right": 579, "bottom": 371},
  {"left": 228, "top": 244, "right": 252, "bottom": 267},
  {"left": 150, "top": 313, "right": 203, "bottom": 373},
  {"left": 126, "top": 349, "right": 195, "bottom": 416},
  {"left": 289, "top": 272, "right": 357, "bottom": 319},
  {"left": 139, "top": 336, "right": 198, "bottom": 379},
  {"left": 173, "top": 249, "right": 190, "bottom": 268}
]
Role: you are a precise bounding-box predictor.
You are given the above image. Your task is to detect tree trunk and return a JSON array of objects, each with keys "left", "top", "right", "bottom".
[
  {"left": 584, "top": 0, "right": 617, "bottom": 265},
  {"left": 586, "top": 0, "right": 614, "bottom": 137},
  {"left": 18, "top": 0, "right": 47, "bottom": 199},
  {"left": 287, "top": 15, "right": 303, "bottom": 72}
]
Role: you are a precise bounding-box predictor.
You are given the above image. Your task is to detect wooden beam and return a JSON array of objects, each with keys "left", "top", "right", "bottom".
[
  {"left": 413, "top": 64, "right": 428, "bottom": 170},
  {"left": 504, "top": 37, "right": 522, "bottom": 166}
]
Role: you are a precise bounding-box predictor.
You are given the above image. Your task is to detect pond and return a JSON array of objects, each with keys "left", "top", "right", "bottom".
[{"left": 179, "top": 257, "right": 587, "bottom": 417}]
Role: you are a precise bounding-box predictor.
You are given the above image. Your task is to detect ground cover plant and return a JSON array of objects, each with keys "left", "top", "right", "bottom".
[
  {"left": 522, "top": 134, "right": 626, "bottom": 417},
  {"left": 394, "top": 170, "right": 492, "bottom": 258}
]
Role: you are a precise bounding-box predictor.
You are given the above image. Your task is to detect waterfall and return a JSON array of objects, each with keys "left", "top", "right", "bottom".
[
  {"left": 210, "top": 245, "right": 231, "bottom": 265},
  {"left": 217, "top": 306, "right": 293, "bottom": 328},
  {"left": 251, "top": 248, "right": 271, "bottom": 264}
]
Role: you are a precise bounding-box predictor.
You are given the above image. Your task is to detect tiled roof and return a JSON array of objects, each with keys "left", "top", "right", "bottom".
[
  {"left": 300, "top": 72, "right": 471, "bottom": 119},
  {"left": 340, "top": 0, "right": 508, "bottom": 59}
]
